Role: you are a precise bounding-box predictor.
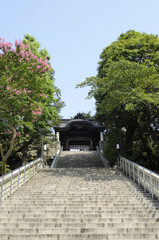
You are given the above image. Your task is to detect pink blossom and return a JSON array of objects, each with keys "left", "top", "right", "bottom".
[
  {"left": 0, "top": 37, "right": 5, "bottom": 41},
  {"left": 41, "top": 67, "right": 46, "bottom": 72},
  {"left": 32, "top": 110, "right": 37, "bottom": 115},
  {"left": 15, "top": 40, "right": 22, "bottom": 47},
  {"left": 15, "top": 40, "right": 19, "bottom": 47},
  {"left": 5, "top": 42, "right": 13, "bottom": 48},
  {"left": 25, "top": 52, "right": 29, "bottom": 57},
  {"left": 32, "top": 107, "right": 43, "bottom": 116},
  {"left": 23, "top": 88, "right": 27, "bottom": 94},
  {"left": 38, "top": 58, "right": 42, "bottom": 63},
  {"left": 21, "top": 52, "right": 25, "bottom": 58},
  {"left": 39, "top": 93, "right": 47, "bottom": 98},
  {"left": 7, "top": 86, "right": 11, "bottom": 90},
  {"left": 4, "top": 48, "right": 9, "bottom": 52}
]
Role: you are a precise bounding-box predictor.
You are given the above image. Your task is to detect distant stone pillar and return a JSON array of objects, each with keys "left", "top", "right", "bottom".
[
  {"left": 66, "top": 140, "right": 69, "bottom": 150},
  {"left": 100, "top": 132, "right": 104, "bottom": 141},
  {"left": 56, "top": 132, "right": 60, "bottom": 141},
  {"left": 90, "top": 140, "right": 93, "bottom": 150}
]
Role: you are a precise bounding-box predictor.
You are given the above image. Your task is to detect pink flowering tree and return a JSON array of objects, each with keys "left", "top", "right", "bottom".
[{"left": 0, "top": 35, "right": 63, "bottom": 174}]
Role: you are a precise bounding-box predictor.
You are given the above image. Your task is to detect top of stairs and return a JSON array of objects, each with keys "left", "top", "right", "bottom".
[{"left": 56, "top": 151, "right": 104, "bottom": 168}]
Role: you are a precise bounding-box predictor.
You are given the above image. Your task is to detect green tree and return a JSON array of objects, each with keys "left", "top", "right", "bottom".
[
  {"left": 77, "top": 30, "right": 159, "bottom": 169},
  {"left": 17, "top": 35, "right": 64, "bottom": 165},
  {"left": 0, "top": 36, "right": 63, "bottom": 174},
  {"left": 71, "top": 112, "right": 95, "bottom": 119}
]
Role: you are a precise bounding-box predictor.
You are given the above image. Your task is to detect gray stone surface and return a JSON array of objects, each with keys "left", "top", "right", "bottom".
[
  {"left": 0, "top": 152, "right": 159, "bottom": 239},
  {"left": 44, "top": 142, "right": 61, "bottom": 158},
  {"left": 56, "top": 151, "right": 104, "bottom": 168}
]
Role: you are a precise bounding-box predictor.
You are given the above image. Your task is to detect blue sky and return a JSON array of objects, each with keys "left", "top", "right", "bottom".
[{"left": 1, "top": 0, "right": 159, "bottom": 118}]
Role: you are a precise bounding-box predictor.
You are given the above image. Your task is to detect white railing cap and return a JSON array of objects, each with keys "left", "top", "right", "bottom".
[
  {"left": 120, "top": 155, "right": 159, "bottom": 179},
  {"left": 0, "top": 157, "right": 42, "bottom": 183}
]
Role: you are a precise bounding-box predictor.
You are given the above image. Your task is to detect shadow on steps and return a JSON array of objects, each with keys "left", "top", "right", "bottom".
[{"left": 56, "top": 151, "right": 104, "bottom": 168}]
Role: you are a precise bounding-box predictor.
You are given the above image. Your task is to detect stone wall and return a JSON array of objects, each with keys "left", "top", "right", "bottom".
[{"left": 44, "top": 141, "right": 61, "bottom": 158}]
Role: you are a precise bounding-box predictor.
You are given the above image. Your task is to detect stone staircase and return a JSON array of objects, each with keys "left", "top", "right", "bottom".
[
  {"left": 56, "top": 151, "right": 104, "bottom": 168},
  {"left": 0, "top": 151, "right": 159, "bottom": 239}
]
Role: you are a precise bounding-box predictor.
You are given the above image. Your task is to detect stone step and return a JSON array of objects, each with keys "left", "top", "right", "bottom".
[
  {"left": 11, "top": 192, "right": 147, "bottom": 197},
  {"left": 17, "top": 191, "right": 147, "bottom": 196},
  {"left": 2, "top": 203, "right": 145, "bottom": 207},
  {"left": 0, "top": 161, "right": 158, "bottom": 240},
  {"left": 9, "top": 189, "right": 137, "bottom": 193},
  {"left": 56, "top": 151, "right": 104, "bottom": 168},
  {"left": 0, "top": 233, "right": 158, "bottom": 240},
  {"left": 0, "top": 227, "right": 159, "bottom": 234},
  {"left": 11, "top": 191, "right": 138, "bottom": 195},
  {"left": 5, "top": 194, "right": 141, "bottom": 199},
  {"left": 0, "top": 204, "right": 146, "bottom": 212},
  {"left": 3, "top": 198, "right": 141, "bottom": 202},
  {"left": 0, "top": 217, "right": 154, "bottom": 223},
  {"left": 13, "top": 191, "right": 150, "bottom": 195},
  {"left": 4, "top": 200, "right": 143, "bottom": 204},
  {"left": 0, "top": 210, "right": 148, "bottom": 216},
  {"left": 2, "top": 202, "right": 150, "bottom": 208},
  {"left": 0, "top": 222, "right": 159, "bottom": 228},
  {"left": 0, "top": 214, "right": 150, "bottom": 220},
  {"left": 10, "top": 193, "right": 152, "bottom": 198}
]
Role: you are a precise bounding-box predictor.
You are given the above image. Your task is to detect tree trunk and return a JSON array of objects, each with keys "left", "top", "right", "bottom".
[
  {"left": 2, "top": 159, "right": 6, "bottom": 175},
  {"left": 124, "top": 122, "right": 137, "bottom": 157},
  {"left": 0, "top": 125, "right": 16, "bottom": 175},
  {"left": 0, "top": 143, "right": 5, "bottom": 175},
  {"left": 22, "top": 144, "right": 28, "bottom": 166}
]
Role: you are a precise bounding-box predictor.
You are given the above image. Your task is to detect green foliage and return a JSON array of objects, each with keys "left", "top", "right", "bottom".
[
  {"left": 81, "top": 111, "right": 95, "bottom": 119},
  {"left": 0, "top": 35, "right": 64, "bottom": 173},
  {"left": 103, "top": 128, "right": 119, "bottom": 167},
  {"left": 72, "top": 112, "right": 95, "bottom": 119},
  {"left": 77, "top": 30, "right": 159, "bottom": 169},
  {"left": 0, "top": 161, "right": 11, "bottom": 175}
]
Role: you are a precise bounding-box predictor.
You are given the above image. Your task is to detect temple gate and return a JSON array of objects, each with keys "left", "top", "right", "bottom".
[{"left": 54, "top": 114, "right": 105, "bottom": 151}]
